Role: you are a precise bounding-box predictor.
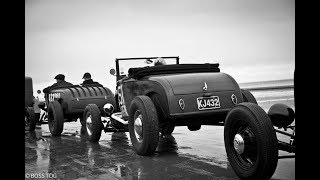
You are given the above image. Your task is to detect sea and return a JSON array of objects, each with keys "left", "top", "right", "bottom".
[
  {"left": 35, "top": 79, "right": 294, "bottom": 101},
  {"left": 239, "top": 78, "right": 294, "bottom": 106},
  {"left": 238, "top": 79, "right": 294, "bottom": 91}
]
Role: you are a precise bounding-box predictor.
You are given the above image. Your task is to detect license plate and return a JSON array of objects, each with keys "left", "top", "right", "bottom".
[{"left": 197, "top": 96, "right": 221, "bottom": 110}]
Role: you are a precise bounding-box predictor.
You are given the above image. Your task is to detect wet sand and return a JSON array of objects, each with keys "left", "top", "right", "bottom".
[{"left": 25, "top": 89, "right": 295, "bottom": 180}]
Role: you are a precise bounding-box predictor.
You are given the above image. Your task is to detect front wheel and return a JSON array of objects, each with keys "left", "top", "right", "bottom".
[
  {"left": 129, "top": 96, "right": 159, "bottom": 156},
  {"left": 83, "top": 104, "right": 102, "bottom": 142},
  {"left": 47, "top": 101, "right": 64, "bottom": 136},
  {"left": 224, "top": 102, "right": 278, "bottom": 180}
]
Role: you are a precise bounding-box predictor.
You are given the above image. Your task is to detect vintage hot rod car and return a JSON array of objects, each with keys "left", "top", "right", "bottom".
[
  {"left": 44, "top": 56, "right": 295, "bottom": 180},
  {"left": 41, "top": 84, "right": 116, "bottom": 141}
]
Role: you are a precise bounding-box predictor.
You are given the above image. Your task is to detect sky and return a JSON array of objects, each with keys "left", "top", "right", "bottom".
[{"left": 25, "top": 0, "right": 295, "bottom": 93}]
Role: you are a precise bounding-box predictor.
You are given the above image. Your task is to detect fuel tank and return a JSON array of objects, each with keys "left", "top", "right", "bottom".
[
  {"left": 150, "top": 72, "right": 243, "bottom": 117},
  {"left": 161, "top": 72, "right": 237, "bottom": 95},
  {"left": 47, "top": 85, "right": 116, "bottom": 115}
]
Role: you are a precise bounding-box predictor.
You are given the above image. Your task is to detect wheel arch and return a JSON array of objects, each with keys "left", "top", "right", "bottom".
[{"left": 122, "top": 80, "right": 170, "bottom": 118}]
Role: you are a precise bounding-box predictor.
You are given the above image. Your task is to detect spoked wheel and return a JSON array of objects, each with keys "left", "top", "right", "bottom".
[
  {"left": 231, "top": 122, "right": 258, "bottom": 169},
  {"left": 83, "top": 104, "right": 102, "bottom": 142},
  {"left": 129, "top": 96, "right": 159, "bottom": 156},
  {"left": 224, "top": 102, "right": 278, "bottom": 180},
  {"left": 47, "top": 101, "right": 64, "bottom": 136},
  {"left": 25, "top": 107, "right": 36, "bottom": 131}
]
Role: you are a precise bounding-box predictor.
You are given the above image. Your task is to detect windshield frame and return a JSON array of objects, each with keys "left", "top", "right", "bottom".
[{"left": 114, "top": 56, "right": 180, "bottom": 81}]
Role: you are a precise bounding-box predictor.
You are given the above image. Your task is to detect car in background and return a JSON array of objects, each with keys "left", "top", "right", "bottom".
[
  {"left": 40, "top": 84, "right": 116, "bottom": 141},
  {"left": 25, "top": 76, "right": 37, "bottom": 131}
]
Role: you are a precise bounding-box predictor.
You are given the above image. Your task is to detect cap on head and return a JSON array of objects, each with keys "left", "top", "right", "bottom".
[
  {"left": 54, "top": 74, "right": 65, "bottom": 80},
  {"left": 82, "top": 72, "right": 91, "bottom": 79}
]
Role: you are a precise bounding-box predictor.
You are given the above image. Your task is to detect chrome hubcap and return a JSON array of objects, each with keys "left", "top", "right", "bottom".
[
  {"left": 233, "top": 134, "right": 245, "bottom": 154},
  {"left": 86, "top": 115, "right": 93, "bottom": 136},
  {"left": 134, "top": 111, "right": 143, "bottom": 143}
]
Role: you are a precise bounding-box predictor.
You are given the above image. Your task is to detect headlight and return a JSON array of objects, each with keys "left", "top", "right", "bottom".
[{"left": 103, "top": 103, "right": 114, "bottom": 115}]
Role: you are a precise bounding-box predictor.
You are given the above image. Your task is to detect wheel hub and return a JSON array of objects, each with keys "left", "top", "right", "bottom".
[
  {"left": 233, "top": 134, "right": 245, "bottom": 154},
  {"left": 86, "top": 115, "right": 93, "bottom": 136},
  {"left": 134, "top": 114, "right": 143, "bottom": 142}
]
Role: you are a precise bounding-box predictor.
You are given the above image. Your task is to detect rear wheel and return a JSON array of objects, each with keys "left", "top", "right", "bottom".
[
  {"left": 83, "top": 104, "right": 102, "bottom": 142},
  {"left": 47, "top": 101, "right": 64, "bottom": 136},
  {"left": 129, "top": 96, "right": 159, "bottom": 155},
  {"left": 150, "top": 93, "right": 174, "bottom": 135},
  {"left": 25, "top": 107, "right": 36, "bottom": 131},
  {"left": 224, "top": 102, "right": 278, "bottom": 180}
]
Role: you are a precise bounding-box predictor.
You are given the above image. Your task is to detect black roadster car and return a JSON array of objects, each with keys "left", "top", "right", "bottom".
[{"left": 41, "top": 56, "right": 295, "bottom": 180}]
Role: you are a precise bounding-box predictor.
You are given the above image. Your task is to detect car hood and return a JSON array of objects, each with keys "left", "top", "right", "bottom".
[{"left": 149, "top": 72, "right": 238, "bottom": 95}]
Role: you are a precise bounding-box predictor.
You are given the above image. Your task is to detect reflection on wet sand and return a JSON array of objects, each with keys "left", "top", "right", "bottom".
[
  {"left": 25, "top": 126, "right": 237, "bottom": 179},
  {"left": 107, "top": 134, "right": 180, "bottom": 179},
  {"left": 26, "top": 90, "right": 294, "bottom": 179},
  {"left": 25, "top": 131, "right": 50, "bottom": 174},
  {"left": 156, "top": 135, "right": 179, "bottom": 155}
]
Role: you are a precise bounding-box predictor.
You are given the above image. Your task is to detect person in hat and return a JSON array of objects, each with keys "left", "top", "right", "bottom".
[
  {"left": 81, "top": 72, "right": 102, "bottom": 87},
  {"left": 43, "top": 74, "right": 73, "bottom": 93}
]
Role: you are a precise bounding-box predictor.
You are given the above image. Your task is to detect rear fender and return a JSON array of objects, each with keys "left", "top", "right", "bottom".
[{"left": 121, "top": 80, "right": 169, "bottom": 118}]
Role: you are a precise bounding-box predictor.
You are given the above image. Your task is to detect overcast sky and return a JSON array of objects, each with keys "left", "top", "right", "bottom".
[{"left": 25, "top": 0, "right": 295, "bottom": 92}]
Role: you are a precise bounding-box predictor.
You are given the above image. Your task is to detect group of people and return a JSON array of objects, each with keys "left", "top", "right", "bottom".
[
  {"left": 43, "top": 57, "right": 167, "bottom": 93},
  {"left": 30, "top": 72, "right": 101, "bottom": 125},
  {"left": 43, "top": 72, "right": 102, "bottom": 93}
]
